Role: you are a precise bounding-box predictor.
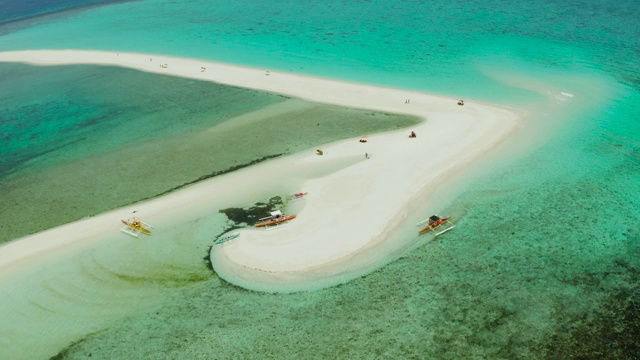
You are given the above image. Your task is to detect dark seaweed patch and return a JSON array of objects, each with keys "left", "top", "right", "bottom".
[
  {"left": 206, "top": 196, "right": 284, "bottom": 272},
  {"left": 218, "top": 196, "right": 284, "bottom": 226},
  {"left": 49, "top": 331, "right": 101, "bottom": 360},
  {"left": 545, "top": 283, "right": 640, "bottom": 359}
]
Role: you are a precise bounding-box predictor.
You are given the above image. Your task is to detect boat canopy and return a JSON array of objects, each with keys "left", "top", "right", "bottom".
[
  {"left": 430, "top": 215, "right": 441, "bottom": 222},
  {"left": 270, "top": 210, "right": 283, "bottom": 217}
]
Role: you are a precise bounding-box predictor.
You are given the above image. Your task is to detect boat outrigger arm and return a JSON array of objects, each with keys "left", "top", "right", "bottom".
[{"left": 417, "top": 215, "right": 455, "bottom": 236}]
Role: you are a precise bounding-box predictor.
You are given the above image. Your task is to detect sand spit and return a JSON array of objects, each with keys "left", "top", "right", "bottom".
[{"left": 0, "top": 50, "right": 520, "bottom": 292}]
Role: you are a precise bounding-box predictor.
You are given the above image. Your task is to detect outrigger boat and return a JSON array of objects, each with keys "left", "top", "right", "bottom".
[
  {"left": 256, "top": 210, "right": 296, "bottom": 229},
  {"left": 287, "top": 192, "right": 308, "bottom": 201},
  {"left": 215, "top": 232, "right": 239, "bottom": 245},
  {"left": 120, "top": 217, "right": 154, "bottom": 238},
  {"left": 418, "top": 215, "right": 455, "bottom": 236}
]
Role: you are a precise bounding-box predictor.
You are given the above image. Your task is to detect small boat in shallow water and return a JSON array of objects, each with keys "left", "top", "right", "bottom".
[
  {"left": 418, "top": 215, "right": 455, "bottom": 236},
  {"left": 120, "top": 217, "right": 153, "bottom": 238},
  {"left": 256, "top": 210, "right": 296, "bottom": 228},
  {"left": 286, "top": 192, "right": 308, "bottom": 201},
  {"left": 215, "top": 233, "right": 239, "bottom": 245}
]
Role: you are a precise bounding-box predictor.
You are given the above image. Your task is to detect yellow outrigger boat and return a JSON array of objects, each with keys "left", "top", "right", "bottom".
[{"left": 120, "top": 217, "right": 153, "bottom": 238}]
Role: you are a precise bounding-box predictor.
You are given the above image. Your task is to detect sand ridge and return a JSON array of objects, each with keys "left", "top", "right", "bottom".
[{"left": 0, "top": 50, "right": 520, "bottom": 292}]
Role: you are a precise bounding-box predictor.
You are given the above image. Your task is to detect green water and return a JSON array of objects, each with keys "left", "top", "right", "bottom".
[
  {"left": 47, "top": 78, "right": 640, "bottom": 360},
  {"left": 0, "top": 63, "right": 286, "bottom": 176},
  {"left": 0, "top": 63, "right": 418, "bottom": 243}
]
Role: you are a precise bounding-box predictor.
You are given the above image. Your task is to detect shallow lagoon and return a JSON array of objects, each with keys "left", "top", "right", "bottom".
[{"left": 0, "top": 63, "right": 418, "bottom": 243}]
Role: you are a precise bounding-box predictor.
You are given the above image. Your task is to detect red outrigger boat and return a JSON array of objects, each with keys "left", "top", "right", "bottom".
[
  {"left": 287, "top": 192, "right": 308, "bottom": 201},
  {"left": 418, "top": 215, "right": 455, "bottom": 236},
  {"left": 255, "top": 210, "right": 296, "bottom": 228}
]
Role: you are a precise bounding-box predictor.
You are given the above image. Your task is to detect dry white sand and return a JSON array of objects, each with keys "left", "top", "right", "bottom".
[{"left": 0, "top": 50, "right": 520, "bottom": 292}]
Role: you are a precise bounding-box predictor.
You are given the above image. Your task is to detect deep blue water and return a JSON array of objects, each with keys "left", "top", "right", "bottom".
[{"left": 0, "top": 0, "right": 131, "bottom": 25}]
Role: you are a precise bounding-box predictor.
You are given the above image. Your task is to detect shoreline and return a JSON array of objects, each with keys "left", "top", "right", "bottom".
[
  {"left": 211, "top": 106, "right": 516, "bottom": 292},
  {"left": 0, "top": 50, "right": 521, "bottom": 292}
]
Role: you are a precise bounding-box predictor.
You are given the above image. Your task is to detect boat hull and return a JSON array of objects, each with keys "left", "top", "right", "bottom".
[
  {"left": 215, "top": 233, "right": 240, "bottom": 245},
  {"left": 255, "top": 215, "right": 297, "bottom": 227},
  {"left": 121, "top": 219, "right": 152, "bottom": 235},
  {"left": 287, "top": 192, "right": 308, "bottom": 200},
  {"left": 419, "top": 216, "right": 452, "bottom": 235}
]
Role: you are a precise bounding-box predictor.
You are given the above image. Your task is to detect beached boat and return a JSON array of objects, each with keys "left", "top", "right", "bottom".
[
  {"left": 286, "top": 192, "right": 308, "bottom": 201},
  {"left": 120, "top": 217, "right": 153, "bottom": 238},
  {"left": 256, "top": 210, "right": 296, "bottom": 228},
  {"left": 418, "top": 215, "right": 455, "bottom": 236},
  {"left": 215, "top": 233, "right": 239, "bottom": 245}
]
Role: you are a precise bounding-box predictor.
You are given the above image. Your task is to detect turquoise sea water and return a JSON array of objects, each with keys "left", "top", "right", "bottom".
[
  {"left": 0, "top": 0, "right": 638, "bottom": 358},
  {"left": 0, "top": 63, "right": 286, "bottom": 177}
]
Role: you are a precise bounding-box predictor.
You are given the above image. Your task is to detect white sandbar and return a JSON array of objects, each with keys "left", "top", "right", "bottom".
[{"left": 0, "top": 50, "right": 520, "bottom": 292}]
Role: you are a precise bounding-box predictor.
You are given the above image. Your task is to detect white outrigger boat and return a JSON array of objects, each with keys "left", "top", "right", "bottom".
[
  {"left": 256, "top": 210, "right": 296, "bottom": 230},
  {"left": 120, "top": 217, "right": 154, "bottom": 238}
]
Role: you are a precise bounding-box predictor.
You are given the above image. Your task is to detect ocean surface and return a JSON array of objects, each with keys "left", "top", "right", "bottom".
[{"left": 0, "top": 0, "right": 638, "bottom": 359}]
